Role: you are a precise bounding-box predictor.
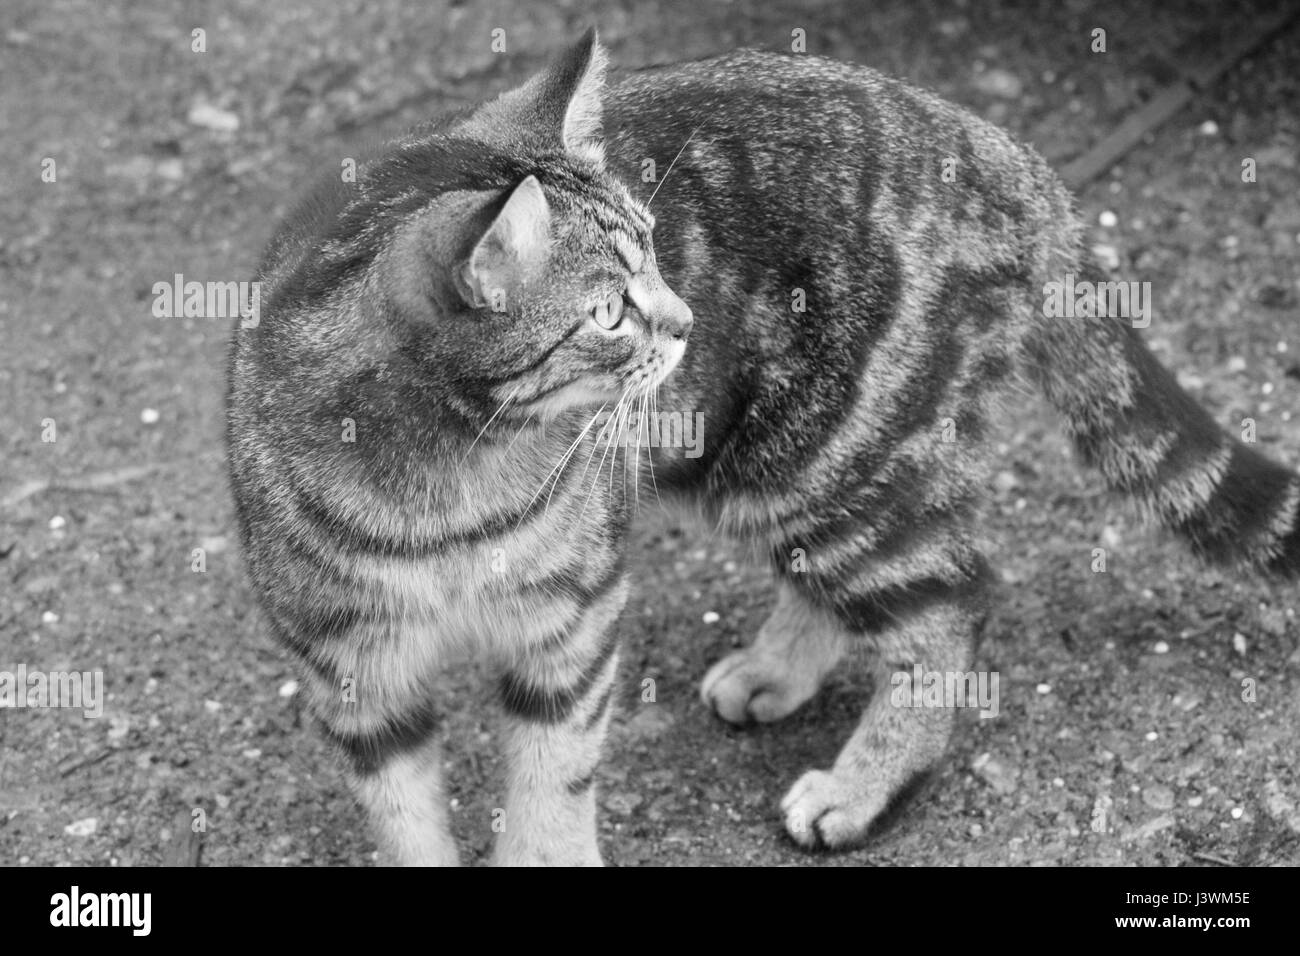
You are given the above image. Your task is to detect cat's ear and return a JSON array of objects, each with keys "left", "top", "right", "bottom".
[
  {"left": 549, "top": 26, "right": 608, "bottom": 159},
  {"left": 467, "top": 27, "right": 608, "bottom": 162},
  {"left": 454, "top": 175, "right": 551, "bottom": 310}
]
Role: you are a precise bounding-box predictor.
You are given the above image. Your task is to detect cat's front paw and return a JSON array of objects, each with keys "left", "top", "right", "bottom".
[
  {"left": 779, "top": 768, "right": 890, "bottom": 849},
  {"left": 700, "top": 647, "right": 819, "bottom": 724}
]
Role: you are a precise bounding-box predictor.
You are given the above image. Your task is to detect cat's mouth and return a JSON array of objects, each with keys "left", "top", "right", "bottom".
[
  {"left": 518, "top": 339, "right": 686, "bottom": 420},
  {"left": 632, "top": 338, "right": 686, "bottom": 392}
]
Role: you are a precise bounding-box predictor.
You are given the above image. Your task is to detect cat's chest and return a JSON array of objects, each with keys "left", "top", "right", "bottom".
[{"left": 345, "top": 516, "right": 606, "bottom": 654}]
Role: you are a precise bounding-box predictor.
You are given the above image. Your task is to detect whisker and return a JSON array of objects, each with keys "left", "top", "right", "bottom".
[
  {"left": 503, "top": 413, "right": 536, "bottom": 455},
  {"left": 648, "top": 122, "right": 704, "bottom": 208},
  {"left": 579, "top": 389, "right": 629, "bottom": 521},
  {"left": 608, "top": 392, "right": 631, "bottom": 492},
  {"left": 576, "top": 396, "right": 619, "bottom": 491},
  {"left": 517, "top": 404, "right": 606, "bottom": 527},
  {"left": 542, "top": 418, "right": 595, "bottom": 515},
  {"left": 646, "top": 386, "right": 665, "bottom": 513},
  {"left": 632, "top": 388, "right": 645, "bottom": 512},
  {"left": 461, "top": 393, "right": 514, "bottom": 464}
]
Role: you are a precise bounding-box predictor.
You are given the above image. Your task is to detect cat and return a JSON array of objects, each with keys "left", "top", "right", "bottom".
[{"left": 227, "top": 28, "right": 1300, "bottom": 865}]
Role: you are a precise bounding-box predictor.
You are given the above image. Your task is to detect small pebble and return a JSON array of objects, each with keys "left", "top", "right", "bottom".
[
  {"left": 242, "top": 748, "right": 262, "bottom": 759},
  {"left": 1153, "top": 640, "right": 1169, "bottom": 654},
  {"left": 971, "top": 752, "right": 1018, "bottom": 794},
  {"left": 41, "top": 610, "right": 59, "bottom": 624},
  {"left": 49, "top": 515, "right": 66, "bottom": 531},
  {"left": 1188, "top": 795, "right": 1204, "bottom": 808},
  {"left": 1198, "top": 119, "right": 1219, "bottom": 136},
  {"left": 1092, "top": 243, "right": 1120, "bottom": 270},
  {"left": 107, "top": 716, "right": 130, "bottom": 742},
  {"left": 278, "top": 680, "right": 299, "bottom": 699},
  {"left": 604, "top": 791, "right": 645, "bottom": 815},
  {"left": 1232, "top": 633, "right": 1248, "bottom": 655},
  {"left": 1036, "top": 683, "right": 1052, "bottom": 695},
  {"left": 199, "top": 535, "right": 228, "bottom": 554},
  {"left": 64, "top": 817, "right": 98, "bottom": 837},
  {"left": 1227, "top": 356, "right": 1247, "bottom": 373},
  {"left": 203, "top": 699, "right": 222, "bottom": 714},
  {"left": 702, "top": 611, "right": 720, "bottom": 624},
  {"left": 972, "top": 67, "right": 1023, "bottom": 99},
  {"left": 1230, "top": 806, "right": 1244, "bottom": 820},
  {"left": 141, "top": 408, "right": 160, "bottom": 425},
  {"left": 993, "top": 470, "right": 1019, "bottom": 493},
  {"left": 1099, "top": 210, "right": 1118, "bottom": 228},
  {"left": 1145, "top": 731, "right": 1159, "bottom": 741},
  {"left": 155, "top": 158, "right": 185, "bottom": 181},
  {"left": 1143, "top": 785, "right": 1176, "bottom": 810},
  {"left": 187, "top": 101, "right": 240, "bottom": 132}
]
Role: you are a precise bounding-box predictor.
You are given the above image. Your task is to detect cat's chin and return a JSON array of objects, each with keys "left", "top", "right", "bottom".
[{"left": 521, "top": 379, "right": 621, "bottom": 422}]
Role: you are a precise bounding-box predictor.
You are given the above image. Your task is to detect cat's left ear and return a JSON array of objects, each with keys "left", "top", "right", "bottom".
[
  {"left": 454, "top": 175, "right": 551, "bottom": 310},
  {"left": 469, "top": 27, "right": 608, "bottom": 162},
  {"left": 547, "top": 26, "right": 608, "bottom": 160}
]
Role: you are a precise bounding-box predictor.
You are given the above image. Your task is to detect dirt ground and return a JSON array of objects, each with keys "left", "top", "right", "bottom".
[{"left": 3, "top": 0, "right": 1299, "bottom": 867}]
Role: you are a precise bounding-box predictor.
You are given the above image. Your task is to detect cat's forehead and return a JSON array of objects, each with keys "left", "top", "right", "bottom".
[
  {"left": 547, "top": 166, "right": 655, "bottom": 246},
  {"left": 610, "top": 229, "right": 646, "bottom": 273}
]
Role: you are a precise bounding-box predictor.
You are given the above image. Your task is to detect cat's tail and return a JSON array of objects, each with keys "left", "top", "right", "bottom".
[{"left": 1023, "top": 259, "right": 1300, "bottom": 576}]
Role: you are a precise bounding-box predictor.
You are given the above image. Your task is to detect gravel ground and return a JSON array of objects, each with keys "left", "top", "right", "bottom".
[{"left": 3, "top": 0, "right": 1299, "bottom": 866}]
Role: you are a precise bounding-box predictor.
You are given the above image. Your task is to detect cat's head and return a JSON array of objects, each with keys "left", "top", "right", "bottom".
[{"left": 357, "top": 28, "right": 692, "bottom": 428}]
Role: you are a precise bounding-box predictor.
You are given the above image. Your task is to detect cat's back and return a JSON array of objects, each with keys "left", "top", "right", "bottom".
[
  {"left": 610, "top": 49, "right": 987, "bottom": 147},
  {"left": 606, "top": 49, "right": 1068, "bottom": 237}
]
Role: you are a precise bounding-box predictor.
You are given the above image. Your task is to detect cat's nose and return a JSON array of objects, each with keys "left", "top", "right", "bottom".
[{"left": 660, "top": 293, "right": 693, "bottom": 341}]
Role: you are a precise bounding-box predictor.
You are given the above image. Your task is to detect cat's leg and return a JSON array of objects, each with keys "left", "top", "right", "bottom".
[
  {"left": 492, "top": 573, "right": 629, "bottom": 866},
  {"left": 701, "top": 578, "right": 851, "bottom": 723},
  {"left": 343, "top": 725, "right": 459, "bottom": 866},
  {"left": 779, "top": 552, "right": 989, "bottom": 849},
  {"left": 295, "top": 639, "right": 459, "bottom": 866}
]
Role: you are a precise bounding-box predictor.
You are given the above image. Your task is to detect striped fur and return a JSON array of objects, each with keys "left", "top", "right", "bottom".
[{"left": 228, "top": 31, "right": 1299, "bottom": 864}]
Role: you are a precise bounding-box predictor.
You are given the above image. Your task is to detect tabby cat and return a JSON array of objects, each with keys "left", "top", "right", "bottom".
[{"left": 227, "top": 29, "right": 1300, "bottom": 865}]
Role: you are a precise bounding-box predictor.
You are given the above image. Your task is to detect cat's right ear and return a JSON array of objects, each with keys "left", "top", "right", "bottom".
[
  {"left": 453, "top": 175, "right": 552, "bottom": 311},
  {"left": 461, "top": 27, "right": 608, "bottom": 163}
]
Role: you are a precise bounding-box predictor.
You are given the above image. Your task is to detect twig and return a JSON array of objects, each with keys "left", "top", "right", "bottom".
[
  {"left": 1060, "top": 7, "right": 1300, "bottom": 188},
  {"left": 57, "top": 748, "right": 115, "bottom": 778},
  {"left": 163, "top": 808, "right": 205, "bottom": 867},
  {"left": 1193, "top": 851, "right": 1235, "bottom": 867},
  {"left": 1, "top": 455, "right": 224, "bottom": 510}
]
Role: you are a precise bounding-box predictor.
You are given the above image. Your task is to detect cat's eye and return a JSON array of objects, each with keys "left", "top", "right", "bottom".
[{"left": 590, "top": 290, "right": 625, "bottom": 330}]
